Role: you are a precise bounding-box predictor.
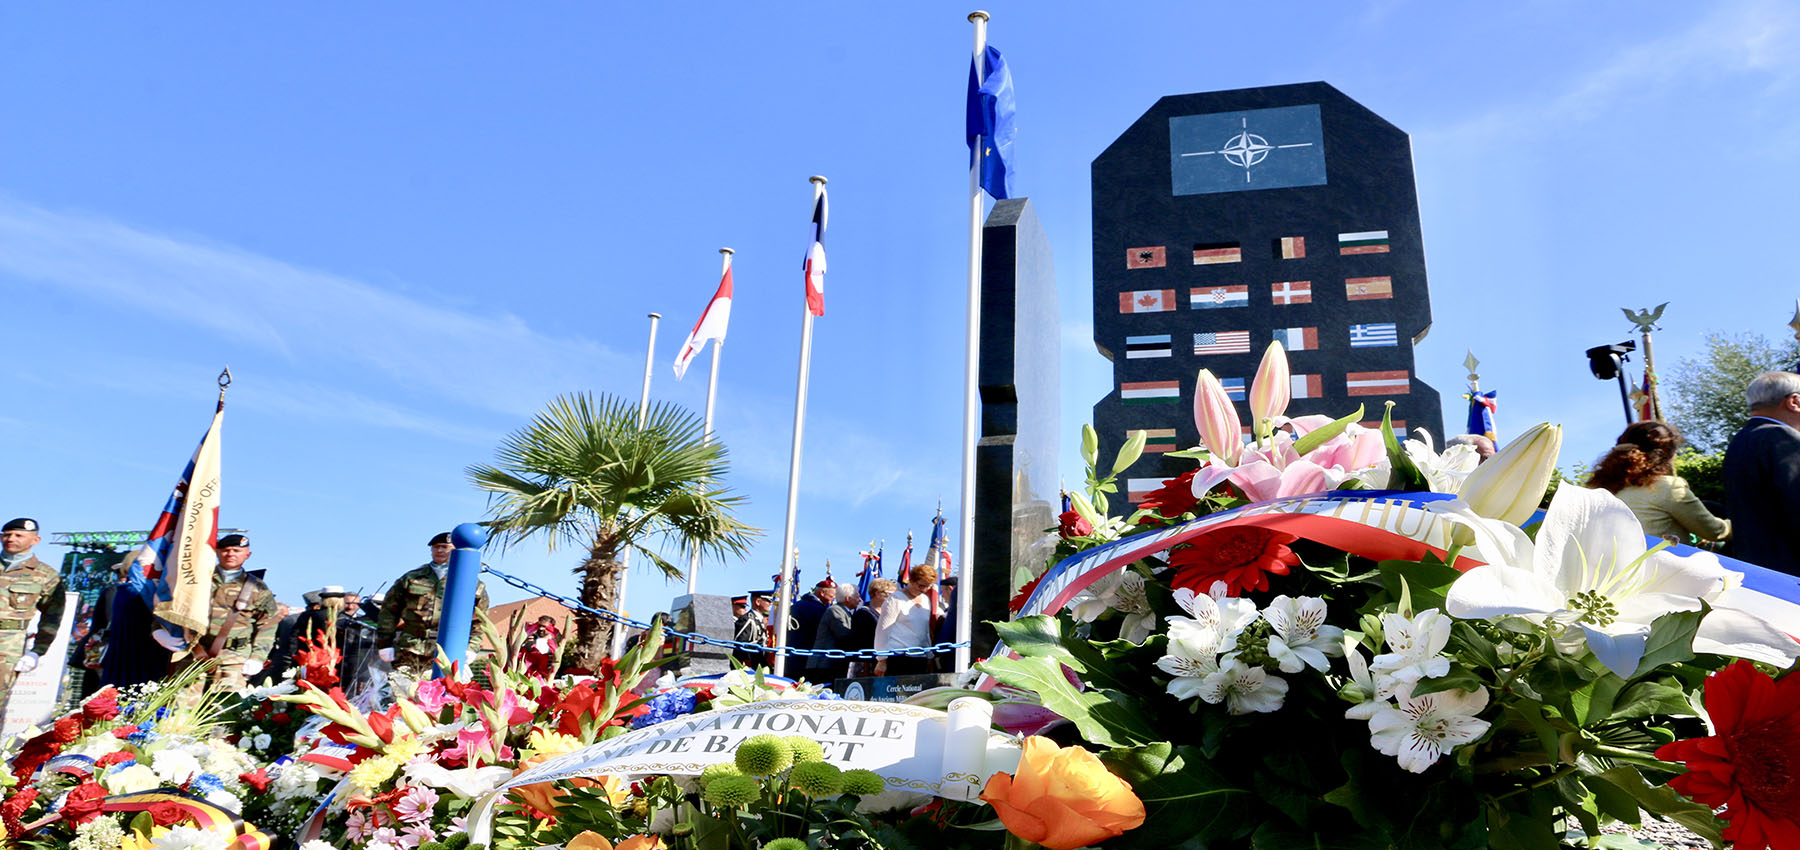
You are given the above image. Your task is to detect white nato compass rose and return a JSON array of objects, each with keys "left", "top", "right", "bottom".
[{"left": 1181, "top": 116, "right": 1315, "bottom": 184}]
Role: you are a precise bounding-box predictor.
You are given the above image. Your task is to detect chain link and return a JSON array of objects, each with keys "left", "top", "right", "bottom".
[{"left": 480, "top": 566, "right": 967, "bottom": 659}]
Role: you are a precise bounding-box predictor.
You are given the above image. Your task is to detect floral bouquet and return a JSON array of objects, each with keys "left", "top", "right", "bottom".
[{"left": 977, "top": 342, "right": 1800, "bottom": 850}]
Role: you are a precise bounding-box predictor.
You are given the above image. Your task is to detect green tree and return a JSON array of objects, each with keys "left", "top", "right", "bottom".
[
  {"left": 468, "top": 392, "right": 761, "bottom": 670},
  {"left": 1662, "top": 331, "right": 1799, "bottom": 453}
]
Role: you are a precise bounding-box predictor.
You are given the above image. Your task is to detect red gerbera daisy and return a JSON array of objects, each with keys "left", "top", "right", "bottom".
[
  {"left": 1168, "top": 525, "right": 1299, "bottom": 595},
  {"left": 1655, "top": 661, "right": 1800, "bottom": 850},
  {"left": 1139, "top": 469, "right": 1199, "bottom": 518}
]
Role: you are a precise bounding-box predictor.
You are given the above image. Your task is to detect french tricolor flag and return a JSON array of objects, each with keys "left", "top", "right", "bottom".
[{"left": 803, "top": 186, "right": 828, "bottom": 317}]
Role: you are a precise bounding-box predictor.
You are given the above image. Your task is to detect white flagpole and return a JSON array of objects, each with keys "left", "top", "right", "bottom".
[
  {"left": 612, "top": 311, "right": 661, "bottom": 660},
  {"left": 773, "top": 176, "right": 826, "bottom": 677},
  {"left": 686, "top": 248, "right": 732, "bottom": 596},
  {"left": 954, "top": 11, "right": 989, "bottom": 673}
]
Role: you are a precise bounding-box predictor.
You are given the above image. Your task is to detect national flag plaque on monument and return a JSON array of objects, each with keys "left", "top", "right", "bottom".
[{"left": 1118, "top": 289, "right": 1176, "bottom": 313}]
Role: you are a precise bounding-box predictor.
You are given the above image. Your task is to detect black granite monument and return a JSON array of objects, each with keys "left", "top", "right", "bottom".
[{"left": 1091, "top": 82, "right": 1442, "bottom": 507}]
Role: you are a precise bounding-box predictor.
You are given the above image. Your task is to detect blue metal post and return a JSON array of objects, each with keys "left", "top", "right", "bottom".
[{"left": 437, "top": 522, "right": 488, "bottom": 674}]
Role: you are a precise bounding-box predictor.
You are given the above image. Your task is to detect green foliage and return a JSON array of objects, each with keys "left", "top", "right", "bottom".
[
  {"left": 1663, "top": 330, "right": 1800, "bottom": 453},
  {"left": 468, "top": 391, "right": 762, "bottom": 667},
  {"left": 1672, "top": 448, "right": 1725, "bottom": 505}
]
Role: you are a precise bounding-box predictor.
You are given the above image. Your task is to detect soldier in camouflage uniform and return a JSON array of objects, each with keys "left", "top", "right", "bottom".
[
  {"left": 164, "top": 534, "right": 279, "bottom": 694},
  {"left": 0, "top": 518, "right": 67, "bottom": 700},
  {"left": 377, "top": 532, "right": 488, "bottom": 684}
]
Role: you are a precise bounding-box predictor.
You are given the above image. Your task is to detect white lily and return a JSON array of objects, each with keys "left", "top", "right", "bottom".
[
  {"left": 1367, "top": 684, "right": 1492, "bottom": 773},
  {"left": 1443, "top": 486, "right": 1799, "bottom": 677},
  {"left": 405, "top": 762, "right": 514, "bottom": 799},
  {"left": 1402, "top": 430, "right": 1482, "bottom": 494},
  {"left": 1262, "top": 595, "right": 1345, "bottom": 673},
  {"left": 1198, "top": 658, "right": 1289, "bottom": 714},
  {"left": 1369, "top": 609, "right": 1453, "bottom": 685}
]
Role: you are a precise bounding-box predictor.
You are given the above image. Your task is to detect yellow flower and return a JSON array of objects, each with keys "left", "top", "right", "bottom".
[
  {"left": 979, "top": 736, "right": 1146, "bottom": 850},
  {"left": 524, "top": 728, "right": 582, "bottom": 759},
  {"left": 383, "top": 737, "right": 425, "bottom": 764},
  {"left": 348, "top": 755, "right": 402, "bottom": 794}
]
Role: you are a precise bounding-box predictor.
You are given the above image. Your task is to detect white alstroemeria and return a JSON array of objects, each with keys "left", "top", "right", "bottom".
[
  {"left": 1156, "top": 621, "right": 1224, "bottom": 702},
  {"left": 1262, "top": 595, "right": 1346, "bottom": 673},
  {"left": 1341, "top": 637, "right": 1388, "bottom": 720},
  {"left": 1198, "top": 658, "right": 1289, "bottom": 715},
  {"left": 1442, "top": 486, "right": 1800, "bottom": 677},
  {"left": 1070, "top": 570, "right": 1159, "bottom": 642},
  {"left": 1367, "top": 685, "right": 1492, "bottom": 773},
  {"left": 1369, "top": 609, "right": 1452, "bottom": 685},
  {"left": 1169, "top": 584, "right": 1259, "bottom": 639}
]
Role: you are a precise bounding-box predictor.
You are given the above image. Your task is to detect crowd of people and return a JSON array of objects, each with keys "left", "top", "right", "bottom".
[
  {"left": 0, "top": 530, "right": 494, "bottom": 706},
  {"left": 730, "top": 562, "right": 959, "bottom": 682},
  {"left": 1585, "top": 371, "right": 1800, "bottom": 578}
]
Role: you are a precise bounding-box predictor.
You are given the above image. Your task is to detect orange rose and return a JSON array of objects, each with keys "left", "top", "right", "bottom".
[
  {"left": 616, "top": 837, "right": 665, "bottom": 850},
  {"left": 979, "top": 736, "right": 1146, "bottom": 850},
  {"left": 566, "top": 832, "right": 613, "bottom": 850}
]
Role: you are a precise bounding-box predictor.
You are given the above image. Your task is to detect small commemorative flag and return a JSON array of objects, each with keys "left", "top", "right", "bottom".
[
  {"left": 1345, "top": 276, "right": 1394, "bottom": 301},
  {"left": 1347, "top": 370, "right": 1412, "bottom": 396},
  {"left": 1126, "top": 246, "right": 1167, "bottom": 269},
  {"left": 1119, "top": 289, "right": 1177, "bottom": 313},
  {"left": 1133, "top": 428, "right": 1179, "bottom": 453},
  {"left": 1126, "top": 478, "right": 1165, "bottom": 503},
  {"left": 1122, "top": 381, "right": 1180, "bottom": 404},
  {"left": 1290, "top": 374, "right": 1323, "bottom": 399},
  {"left": 1189, "top": 285, "right": 1249, "bottom": 310},
  {"left": 1275, "top": 236, "right": 1306, "bottom": 260},
  {"left": 1349, "top": 322, "right": 1399, "bottom": 348},
  {"left": 1126, "top": 334, "right": 1173, "bottom": 359},
  {"left": 1338, "top": 231, "right": 1391, "bottom": 255},
  {"left": 1271, "top": 280, "right": 1312, "bottom": 305},
  {"left": 1272, "top": 327, "right": 1318, "bottom": 351},
  {"left": 1192, "top": 242, "right": 1242, "bottom": 265},
  {"left": 1220, "top": 377, "right": 1246, "bottom": 402},
  {"left": 1193, "top": 330, "right": 1252, "bottom": 356}
]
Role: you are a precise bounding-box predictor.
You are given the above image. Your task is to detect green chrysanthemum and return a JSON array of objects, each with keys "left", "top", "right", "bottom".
[
  {"left": 840, "top": 769, "right": 886, "bottom": 796},
  {"left": 734, "top": 734, "right": 794, "bottom": 776},
  {"left": 702, "top": 774, "right": 762, "bottom": 808},
  {"left": 783, "top": 735, "right": 825, "bottom": 764},
  {"left": 788, "top": 760, "right": 844, "bottom": 798},
  {"left": 698, "top": 762, "right": 743, "bottom": 789},
  {"left": 762, "top": 839, "right": 807, "bottom": 850}
]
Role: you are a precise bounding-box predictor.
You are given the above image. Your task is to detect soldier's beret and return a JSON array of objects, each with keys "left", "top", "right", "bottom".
[
  {"left": 217, "top": 534, "right": 250, "bottom": 549},
  {"left": 2, "top": 518, "right": 38, "bottom": 532},
  {"left": 429, "top": 532, "right": 453, "bottom": 546}
]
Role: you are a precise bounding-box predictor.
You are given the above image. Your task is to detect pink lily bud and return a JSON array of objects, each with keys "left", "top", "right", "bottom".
[
  {"left": 1193, "top": 369, "right": 1243, "bottom": 465},
  {"left": 1249, "top": 341, "right": 1291, "bottom": 435}
]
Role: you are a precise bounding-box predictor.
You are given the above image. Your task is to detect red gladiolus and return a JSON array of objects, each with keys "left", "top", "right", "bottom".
[
  {"left": 1139, "top": 469, "right": 1199, "bottom": 518},
  {"left": 80, "top": 688, "right": 120, "bottom": 723},
  {"left": 59, "top": 783, "right": 106, "bottom": 825},
  {"left": 1057, "top": 510, "right": 1094, "bottom": 539},
  {"left": 1655, "top": 661, "right": 1800, "bottom": 850},
  {"left": 1169, "top": 526, "right": 1300, "bottom": 595}
]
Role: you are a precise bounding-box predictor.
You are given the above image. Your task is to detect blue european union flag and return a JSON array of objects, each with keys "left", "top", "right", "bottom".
[
  {"left": 1169, "top": 105, "right": 1327, "bottom": 196},
  {"left": 967, "top": 45, "right": 1016, "bottom": 199}
]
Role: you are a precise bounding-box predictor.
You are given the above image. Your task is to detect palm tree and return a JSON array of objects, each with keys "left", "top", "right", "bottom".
[{"left": 467, "top": 392, "right": 760, "bottom": 671}]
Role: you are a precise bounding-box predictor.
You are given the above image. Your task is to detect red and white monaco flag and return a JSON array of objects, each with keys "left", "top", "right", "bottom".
[{"left": 673, "top": 257, "right": 733, "bottom": 380}]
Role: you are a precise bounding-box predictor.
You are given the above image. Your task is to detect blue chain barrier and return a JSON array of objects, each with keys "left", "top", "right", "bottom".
[{"left": 480, "top": 565, "right": 968, "bottom": 659}]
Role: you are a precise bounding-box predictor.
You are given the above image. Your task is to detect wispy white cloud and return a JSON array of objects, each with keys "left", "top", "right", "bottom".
[
  {"left": 1422, "top": 0, "right": 1800, "bottom": 144},
  {"left": 0, "top": 197, "right": 630, "bottom": 417}
]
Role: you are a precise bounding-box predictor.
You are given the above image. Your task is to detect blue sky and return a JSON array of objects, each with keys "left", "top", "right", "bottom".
[{"left": 2, "top": 1, "right": 1796, "bottom": 616}]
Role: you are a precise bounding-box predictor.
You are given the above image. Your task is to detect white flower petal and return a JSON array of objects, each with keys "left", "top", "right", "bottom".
[
  {"left": 1579, "top": 622, "right": 1652, "bottom": 678},
  {"left": 1694, "top": 607, "right": 1800, "bottom": 667},
  {"left": 1446, "top": 566, "right": 1565, "bottom": 619}
]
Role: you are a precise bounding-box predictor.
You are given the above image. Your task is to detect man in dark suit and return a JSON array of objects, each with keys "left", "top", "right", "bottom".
[
  {"left": 1723, "top": 371, "right": 1800, "bottom": 576},
  {"left": 805, "top": 587, "right": 859, "bottom": 683},
  {"left": 786, "top": 581, "right": 835, "bottom": 652}
]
